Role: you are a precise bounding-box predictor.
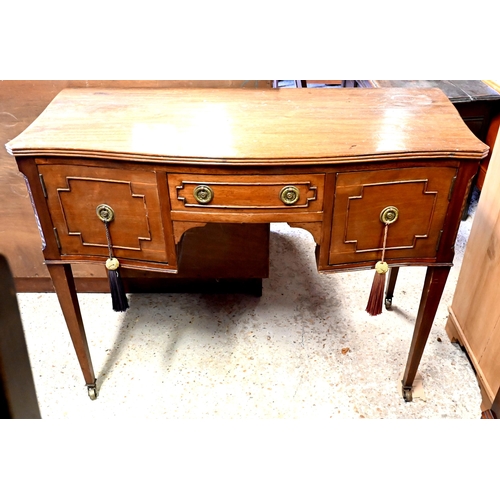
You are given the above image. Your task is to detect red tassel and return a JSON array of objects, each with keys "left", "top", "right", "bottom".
[
  {"left": 366, "top": 222, "right": 390, "bottom": 316},
  {"left": 366, "top": 267, "right": 386, "bottom": 316}
]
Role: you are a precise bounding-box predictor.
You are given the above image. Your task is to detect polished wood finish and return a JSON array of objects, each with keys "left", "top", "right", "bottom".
[
  {"left": 39, "top": 162, "right": 171, "bottom": 265},
  {"left": 0, "top": 81, "right": 271, "bottom": 291},
  {"left": 328, "top": 163, "right": 458, "bottom": 268},
  {"left": 7, "top": 88, "right": 487, "bottom": 400},
  {"left": 357, "top": 80, "right": 500, "bottom": 196},
  {"left": 446, "top": 128, "right": 500, "bottom": 412},
  {"left": 15, "top": 154, "right": 270, "bottom": 291},
  {"left": 169, "top": 172, "right": 325, "bottom": 227},
  {"left": 169, "top": 173, "right": 325, "bottom": 212},
  {"left": 7, "top": 88, "right": 486, "bottom": 164}
]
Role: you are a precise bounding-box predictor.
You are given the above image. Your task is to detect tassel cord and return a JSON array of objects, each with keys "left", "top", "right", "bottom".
[
  {"left": 380, "top": 223, "right": 389, "bottom": 263},
  {"left": 104, "top": 221, "right": 114, "bottom": 259}
]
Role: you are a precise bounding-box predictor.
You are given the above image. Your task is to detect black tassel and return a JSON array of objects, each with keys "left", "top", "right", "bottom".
[
  {"left": 108, "top": 267, "right": 129, "bottom": 312},
  {"left": 100, "top": 215, "right": 129, "bottom": 312}
]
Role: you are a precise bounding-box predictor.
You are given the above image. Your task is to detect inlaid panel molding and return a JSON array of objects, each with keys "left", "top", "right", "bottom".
[
  {"left": 345, "top": 179, "right": 438, "bottom": 254},
  {"left": 57, "top": 176, "right": 153, "bottom": 251},
  {"left": 175, "top": 180, "right": 318, "bottom": 209}
]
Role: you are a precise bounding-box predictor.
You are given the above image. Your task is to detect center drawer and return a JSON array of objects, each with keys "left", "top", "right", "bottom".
[{"left": 168, "top": 174, "right": 325, "bottom": 215}]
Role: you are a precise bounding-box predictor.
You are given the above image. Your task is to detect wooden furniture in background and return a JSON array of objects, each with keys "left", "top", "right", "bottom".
[
  {"left": 0, "top": 81, "right": 272, "bottom": 293},
  {"left": 446, "top": 127, "right": 500, "bottom": 413},
  {"left": 6, "top": 87, "right": 487, "bottom": 401},
  {"left": 476, "top": 113, "right": 500, "bottom": 190}
]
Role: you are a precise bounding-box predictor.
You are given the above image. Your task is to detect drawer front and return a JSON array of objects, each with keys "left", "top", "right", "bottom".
[
  {"left": 328, "top": 166, "right": 458, "bottom": 266},
  {"left": 168, "top": 174, "right": 324, "bottom": 214},
  {"left": 39, "top": 164, "right": 169, "bottom": 263}
]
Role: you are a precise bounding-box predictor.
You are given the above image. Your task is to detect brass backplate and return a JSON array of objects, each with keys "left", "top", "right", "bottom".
[
  {"left": 96, "top": 204, "right": 115, "bottom": 223},
  {"left": 279, "top": 185, "right": 300, "bottom": 205},
  {"left": 193, "top": 185, "right": 214, "bottom": 204},
  {"left": 380, "top": 206, "right": 399, "bottom": 224}
]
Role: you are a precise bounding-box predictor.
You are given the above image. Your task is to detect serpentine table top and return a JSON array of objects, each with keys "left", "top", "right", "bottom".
[{"left": 6, "top": 87, "right": 487, "bottom": 164}]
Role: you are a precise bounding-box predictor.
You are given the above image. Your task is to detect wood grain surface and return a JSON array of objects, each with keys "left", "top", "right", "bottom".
[
  {"left": 6, "top": 88, "right": 488, "bottom": 165},
  {"left": 0, "top": 81, "right": 271, "bottom": 286}
]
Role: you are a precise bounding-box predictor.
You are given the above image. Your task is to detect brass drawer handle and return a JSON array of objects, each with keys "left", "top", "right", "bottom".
[
  {"left": 380, "top": 206, "right": 399, "bottom": 225},
  {"left": 193, "top": 185, "right": 214, "bottom": 204},
  {"left": 96, "top": 204, "right": 115, "bottom": 223},
  {"left": 279, "top": 185, "right": 300, "bottom": 205}
]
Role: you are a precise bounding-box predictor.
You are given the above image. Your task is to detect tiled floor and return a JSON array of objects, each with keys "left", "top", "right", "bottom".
[{"left": 16, "top": 191, "right": 482, "bottom": 418}]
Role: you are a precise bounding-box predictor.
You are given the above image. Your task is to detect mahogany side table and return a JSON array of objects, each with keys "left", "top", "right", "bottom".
[{"left": 6, "top": 87, "right": 488, "bottom": 401}]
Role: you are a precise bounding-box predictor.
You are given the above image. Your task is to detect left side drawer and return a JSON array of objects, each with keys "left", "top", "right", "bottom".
[{"left": 39, "top": 164, "right": 169, "bottom": 263}]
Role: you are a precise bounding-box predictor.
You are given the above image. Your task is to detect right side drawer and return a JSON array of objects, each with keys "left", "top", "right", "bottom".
[{"left": 328, "top": 165, "right": 458, "bottom": 267}]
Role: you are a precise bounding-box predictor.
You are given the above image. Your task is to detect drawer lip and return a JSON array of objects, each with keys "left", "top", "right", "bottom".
[
  {"left": 169, "top": 211, "right": 323, "bottom": 223},
  {"left": 45, "top": 257, "right": 177, "bottom": 273},
  {"left": 318, "top": 259, "right": 452, "bottom": 272}
]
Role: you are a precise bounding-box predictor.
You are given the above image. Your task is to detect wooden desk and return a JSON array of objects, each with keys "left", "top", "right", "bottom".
[{"left": 6, "top": 88, "right": 488, "bottom": 402}]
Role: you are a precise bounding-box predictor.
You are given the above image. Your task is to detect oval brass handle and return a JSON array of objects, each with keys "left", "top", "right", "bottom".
[
  {"left": 96, "top": 204, "right": 115, "bottom": 223},
  {"left": 193, "top": 185, "right": 214, "bottom": 204},
  {"left": 380, "top": 206, "right": 399, "bottom": 225},
  {"left": 279, "top": 185, "right": 300, "bottom": 205}
]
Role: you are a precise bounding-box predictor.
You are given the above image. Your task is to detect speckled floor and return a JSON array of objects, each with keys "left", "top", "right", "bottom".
[{"left": 16, "top": 191, "right": 482, "bottom": 419}]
